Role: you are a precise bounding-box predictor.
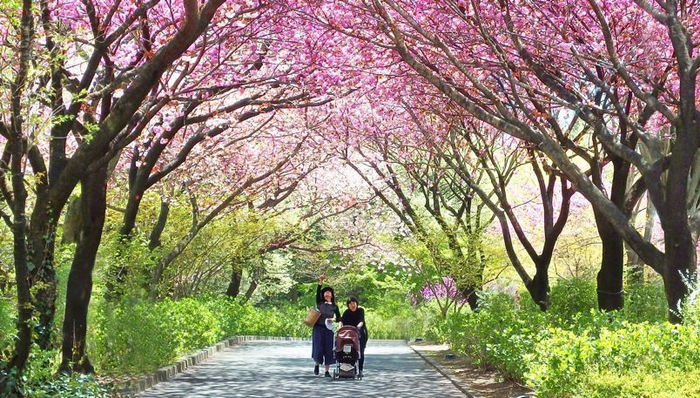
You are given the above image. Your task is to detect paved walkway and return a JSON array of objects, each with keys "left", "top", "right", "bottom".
[{"left": 136, "top": 340, "right": 469, "bottom": 397}]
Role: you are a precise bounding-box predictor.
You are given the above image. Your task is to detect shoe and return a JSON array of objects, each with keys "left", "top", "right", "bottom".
[
  {"left": 324, "top": 371, "right": 331, "bottom": 377},
  {"left": 358, "top": 371, "right": 363, "bottom": 378},
  {"left": 314, "top": 365, "right": 319, "bottom": 375}
]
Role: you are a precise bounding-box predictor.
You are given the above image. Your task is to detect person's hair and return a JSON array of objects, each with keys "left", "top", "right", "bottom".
[
  {"left": 321, "top": 286, "right": 335, "bottom": 302},
  {"left": 346, "top": 296, "right": 359, "bottom": 306}
]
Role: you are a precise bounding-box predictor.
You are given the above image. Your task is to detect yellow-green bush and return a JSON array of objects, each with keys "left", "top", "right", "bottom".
[
  {"left": 579, "top": 369, "right": 700, "bottom": 398},
  {"left": 89, "top": 298, "right": 179, "bottom": 374},
  {"left": 525, "top": 322, "right": 700, "bottom": 397}
]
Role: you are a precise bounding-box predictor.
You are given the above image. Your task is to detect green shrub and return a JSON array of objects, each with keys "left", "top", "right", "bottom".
[
  {"left": 594, "top": 322, "right": 700, "bottom": 373},
  {"left": 89, "top": 298, "right": 178, "bottom": 374},
  {"left": 200, "top": 296, "right": 249, "bottom": 338},
  {"left": 1, "top": 346, "right": 111, "bottom": 398},
  {"left": 0, "top": 297, "right": 15, "bottom": 368},
  {"left": 22, "top": 372, "right": 110, "bottom": 398},
  {"left": 524, "top": 328, "right": 596, "bottom": 397},
  {"left": 547, "top": 277, "right": 597, "bottom": 328},
  {"left": 621, "top": 281, "right": 667, "bottom": 323},
  {"left": 366, "top": 305, "right": 433, "bottom": 340},
  {"left": 579, "top": 369, "right": 700, "bottom": 398},
  {"left": 441, "top": 292, "right": 546, "bottom": 381},
  {"left": 525, "top": 321, "right": 700, "bottom": 397},
  {"left": 162, "top": 297, "right": 221, "bottom": 353},
  {"left": 0, "top": 297, "right": 15, "bottom": 337}
]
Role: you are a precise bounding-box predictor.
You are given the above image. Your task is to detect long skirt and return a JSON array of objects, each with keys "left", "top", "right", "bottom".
[{"left": 311, "top": 325, "right": 335, "bottom": 365}]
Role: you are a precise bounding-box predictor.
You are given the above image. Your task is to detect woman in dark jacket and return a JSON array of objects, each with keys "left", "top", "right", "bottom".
[
  {"left": 312, "top": 274, "right": 340, "bottom": 377},
  {"left": 339, "top": 296, "right": 368, "bottom": 376}
]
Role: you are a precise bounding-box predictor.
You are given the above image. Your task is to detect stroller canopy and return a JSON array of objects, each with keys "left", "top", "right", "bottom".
[{"left": 336, "top": 325, "right": 361, "bottom": 353}]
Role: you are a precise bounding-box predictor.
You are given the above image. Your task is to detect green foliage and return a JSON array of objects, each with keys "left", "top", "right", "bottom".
[
  {"left": 578, "top": 369, "right": 700, "bottom": 398},
  {"left": 429, "top": 278, "right": 700, "bottom": 397},
  {"left": 524, "top": 328, "right": 596, "bottom": 397},
  {"left": 162, "top": 298, "right": 222, "bottom": 353},
  {"left": 366, "top": 304, "right": 434, "bottom": 340},
  {"left": 448, "top": 292, "right": 547, "bottom": 380},
  {"left": 620, "top": 281, "right": 667, "bottom": 323},
  {"left": 525, "top": 322, "right": 700, "bottom": 397},
  {"left": 201, "top": 296, "right": 308, "bottom": 338},
  {"left": 96, "top": 233, "right": 159, "bottom": 298},
  {"left": 89, "top": 295, "right": 314, "bottom": 375},
  {"left": 89, "top": 297, "right": 179, "bottom": 374},
  {"left": 547, "top": 276, "right": 598, "bottom": 328},
  {"left": 1, "top": 346, "right": 110, "bottom": 398},
  {"left": 0, "top": 297, "right": 14, "bottom": 338}
]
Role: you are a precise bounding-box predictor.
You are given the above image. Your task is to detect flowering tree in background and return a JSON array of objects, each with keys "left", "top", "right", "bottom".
[
  {"left": 315, "top": 91, "right": 496, "bottom": 311},
  {"left": 312, "top": 0, "right": 699, "bottom": 322},
  {"left": 417, "top": 276, "right": 469, "bottom": 318},
  {"left": 433, "top": 118, "right": 575, "bottom": 311}
]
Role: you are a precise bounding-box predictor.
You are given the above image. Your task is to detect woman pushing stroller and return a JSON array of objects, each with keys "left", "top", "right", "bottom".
[
  {"left": 339, "top": 296, "right": 368, "bottom": 377},
  {"left": 311, "top": 275, "right": 340, "bottom": 377}
]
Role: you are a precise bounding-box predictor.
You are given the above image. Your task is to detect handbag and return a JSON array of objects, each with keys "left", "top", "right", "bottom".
[{"left": 303, "top": 306, "right": 321, "bottom": 327}]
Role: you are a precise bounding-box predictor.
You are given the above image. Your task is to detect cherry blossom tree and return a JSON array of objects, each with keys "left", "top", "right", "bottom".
[
  {"left": 0, "top": 0, "right": 322, "bottom": 383},
  {"left": 439, "top": 119, "right": 575, "bottom": 311},
  {"left": 300, "top": 0, "right": 699, "bottom": 322},
  {"left": 313, "top": 92, "right": 494, "bottom": 310}
]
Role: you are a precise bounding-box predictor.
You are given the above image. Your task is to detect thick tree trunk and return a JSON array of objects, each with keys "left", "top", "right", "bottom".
[
  {"left": 459, "top": 286, "right": 480, "bottom": 311},
  {"left": 664, "top": 204, "right": 696, "bottom": 323},
  {"left": 525, "top": 267, "right": 550, "bottom": 311},
  {"left": 4, "top": 136, "right": 32, "bottom": 389},
  {"left": 59, "top": 166, "right": 107, "bottom": 373},
  {"left": 226, "top": 268, "right": 243, "bottom": 298},
  {"left": 27, "top": 199, "right": 60, "bottom": 351},
  {"left": 595, "top": 219, "right": 625, "bottom": 311},
  {"left": 591, "top": 133, "right": 632, "bottom": 312},
  {"left": 664, "top": 240, "right": 696, "bottom": 324},
  {"left": 662, "top": 89, "right": 698, "bottom": 322}
]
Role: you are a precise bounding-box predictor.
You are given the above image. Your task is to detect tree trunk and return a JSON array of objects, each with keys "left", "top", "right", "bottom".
[
  {"left": 226, "top": 267, "right": 243, "bottom": 298},
  {"left": 626, "top": 200, "right": 655, "bottom": 284},
  {"left": 662, "top": 92, "right": 698, "bottom": 323},
  {"left": 59, "top": 165, "right": 107, "bottom": 373},
  {"left": 595, "top": 217, "right": 625, "bottom": 311},
  {"left": 525, "top": 266, "right": 550, "bottom": 311},
  {"left": 4, "top": 128, "right": 32, "bottom": 390},
  {"left": 148, "top": 199, "right": 170, "bottom": 250},
  {"left": 28, "top": 202, "right": 59, "bottom": 351},
  {"left": 664, "top": 238, "right": 696, "bottom": 324},
  {"left": 593, "top": 153, "right": 629, "bottom": 312},
  {"left": 664, "top": 193, "right": 696, "bottom": 323},
  {"left": 61, "top": 196, "right": 82, "bottom": 244},
  {"left": 244, "top": 279, "right": 258, "bottom": 300},
  {"left": 459, "top": 286, "right": 480, "bottom": 311}
]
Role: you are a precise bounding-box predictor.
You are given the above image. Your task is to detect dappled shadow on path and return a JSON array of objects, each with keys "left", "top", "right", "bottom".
[{"left": 137, "top": 340, "right": 467, "bottom": 397}]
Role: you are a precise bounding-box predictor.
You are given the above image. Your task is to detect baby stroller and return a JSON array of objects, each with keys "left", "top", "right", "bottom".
[{"left": 333, "top": 325, "right": 362, "bottom": 379}]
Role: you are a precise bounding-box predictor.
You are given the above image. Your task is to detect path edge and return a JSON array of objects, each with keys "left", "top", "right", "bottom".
[
  {"left": 408, "top": 341, "right": 479, "bottom": 398},
  {"left": 117, "top": 335, "right": 308, "bottom": 397}
]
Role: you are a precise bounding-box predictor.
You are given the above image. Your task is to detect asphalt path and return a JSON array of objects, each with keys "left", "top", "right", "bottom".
[{"left": 136, "top": 339, "right": 467, "bottom": 397}]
